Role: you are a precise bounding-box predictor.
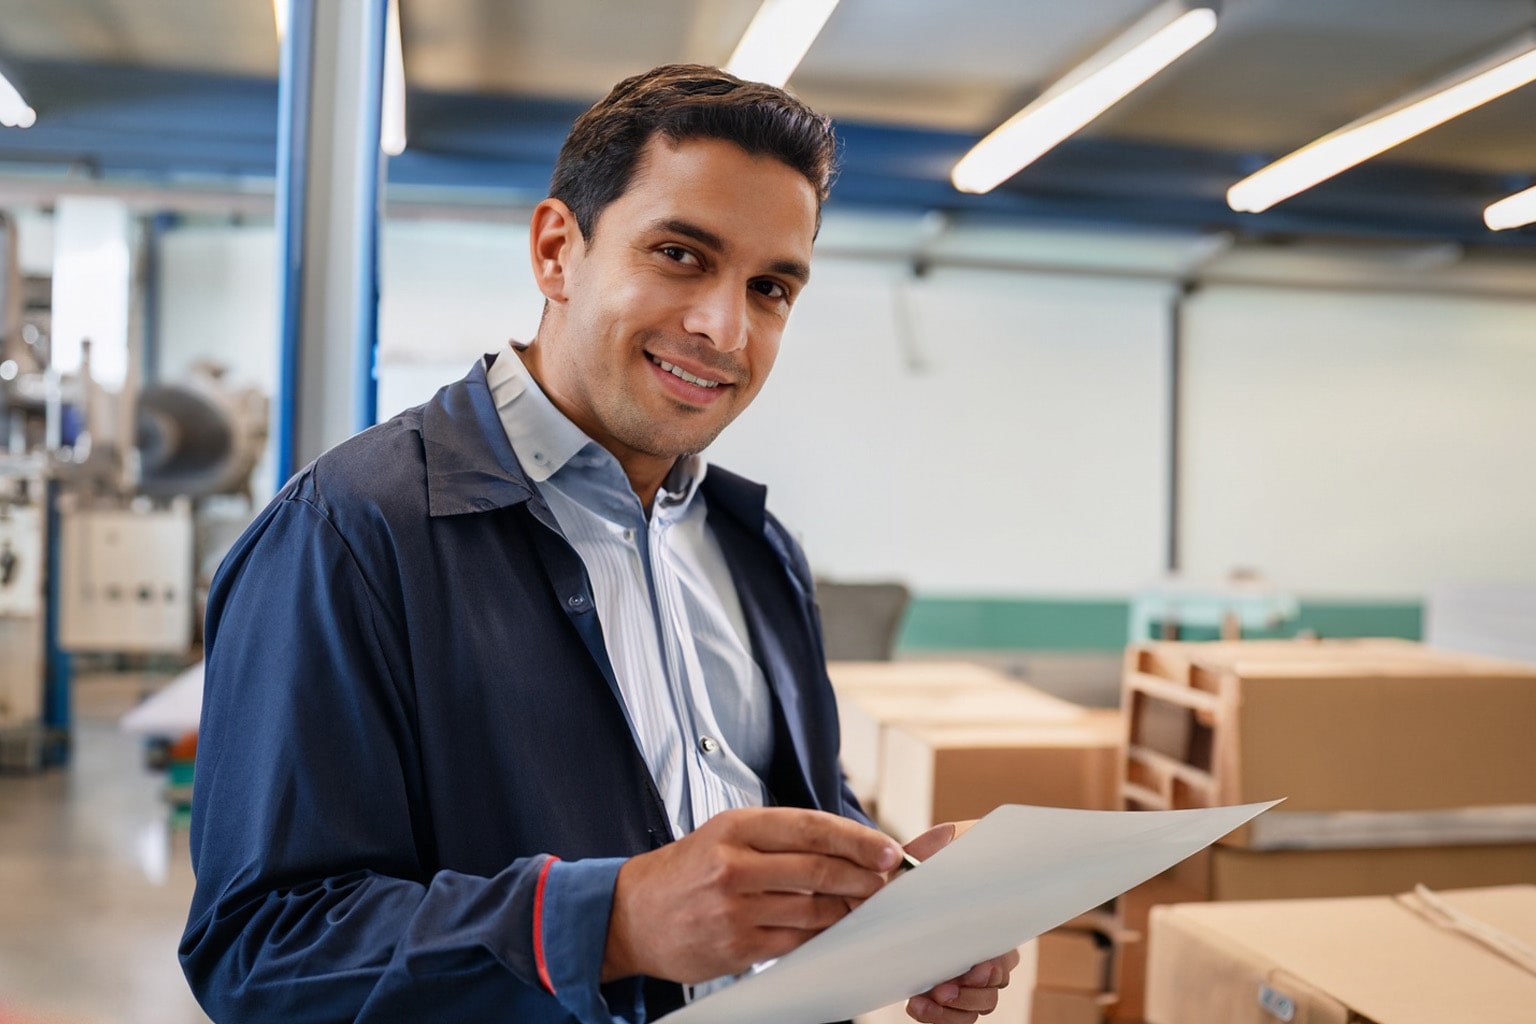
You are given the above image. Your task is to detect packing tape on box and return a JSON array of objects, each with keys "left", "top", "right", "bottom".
[{"left": 1396, "top": 884, "right": 1536, "bottom": 977}]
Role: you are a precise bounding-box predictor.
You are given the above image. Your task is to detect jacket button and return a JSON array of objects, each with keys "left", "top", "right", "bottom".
[
  {"left": 699, "top": 736, "right": 719, "bottom": 754},
  {"left": 567, "top": 594, "right": 587, "bottom": 608}
]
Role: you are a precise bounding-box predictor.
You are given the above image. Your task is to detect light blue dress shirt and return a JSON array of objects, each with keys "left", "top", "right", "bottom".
[{"left": 486, "top": 346, "right": 774, "bottom": 840}]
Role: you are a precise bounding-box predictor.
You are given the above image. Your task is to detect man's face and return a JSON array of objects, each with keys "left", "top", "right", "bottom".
[{"left": 535, "top": 135, "right": 819, "bottom": 466}]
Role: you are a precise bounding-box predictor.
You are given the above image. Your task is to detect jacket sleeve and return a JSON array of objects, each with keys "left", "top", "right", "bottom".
[{"left": 179, "top": 495, "right": 641, "bottom": 1024}]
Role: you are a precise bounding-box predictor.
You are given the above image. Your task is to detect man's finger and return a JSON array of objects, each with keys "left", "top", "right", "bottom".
[
  {"left": 928, "top": 981, "right": 1001, "bottom": 1014},
  {"left": 905, "top": 994, "right": 980, "bottom": 1024},
  {"left": 730, "top": 808, "right": 902, "bottom": 871},
  {"left": 745, "top": 891, "right": 854, "bottom": 930},
  {"left": 952, "top": 948, "right": 1021, "bottom": 989},
  {"left": 902, "top": 822, "right": 957, "bottom": 862},
  {"left": 753, "top": 851, "right": 889, "bottom": 899}
]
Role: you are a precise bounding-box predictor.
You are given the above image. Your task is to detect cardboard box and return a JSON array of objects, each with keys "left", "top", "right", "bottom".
[
  {"left": 1145, "top": 885, "right": 1536, "bottom": 1024},
  {"left": 1032, "top": 988, "right": 1109, "bottom": 1024},
  {"left": 876, "top": 711, "right": 1122, "bottom": 841},
  {"left": 1037, "top": 925, "right": 1112, "bottom": 993},
  {"left": 1108, "top": 841, "right": 1536, "bottom": 1021},
  {"left": 1121, "top": 639, "right": 1536, "bottom": 847},
  {"left": 835, "top": 669, "right": 1086, "bottom": 811},
  {"left": 1108, "top": 873, "right": 1204, "bottom": 1023}
]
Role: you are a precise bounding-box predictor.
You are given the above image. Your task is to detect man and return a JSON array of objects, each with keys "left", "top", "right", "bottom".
[{"left": 181, "top": 65, "right": 1017, "bottom": 1023}]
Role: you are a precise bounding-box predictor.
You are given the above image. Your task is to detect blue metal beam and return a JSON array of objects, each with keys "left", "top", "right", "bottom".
[
  {"left": 1, "top": 58, "right": 1531, "bottom": 248},
  {"left": 273, "top": 11, "right": 313, "bottom": 485},
  {"left": 273, "top": 1, "right": 388, "bottom": 476}
]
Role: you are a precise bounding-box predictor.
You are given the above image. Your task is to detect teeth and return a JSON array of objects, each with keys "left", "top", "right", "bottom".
[{"left": 656, "top": 358, "right": 719, "bottom": 389}]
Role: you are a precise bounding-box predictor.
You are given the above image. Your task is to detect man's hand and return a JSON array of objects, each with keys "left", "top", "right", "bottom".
[
  {"left": 901, "top": 822, "right": 1022, "bottom": 1023},
  {"left": 603, "top": 807, "right": 903, "bottom": 984}
]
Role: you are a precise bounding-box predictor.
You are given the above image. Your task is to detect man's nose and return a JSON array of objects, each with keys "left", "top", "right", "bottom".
[{"left": 681, "top": 279, "right": 749, "bottom": 353}]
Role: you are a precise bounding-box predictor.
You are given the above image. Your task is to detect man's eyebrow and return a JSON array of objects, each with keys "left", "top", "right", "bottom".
[
  {"left": 656, "top": 217, "right": 727, "bottom": 255},
  {"left": 654, "top": 218, "right": 810, "bottom": 286},
  {"left": 767, "top": 257, "right": 811, "bottom": 286}
]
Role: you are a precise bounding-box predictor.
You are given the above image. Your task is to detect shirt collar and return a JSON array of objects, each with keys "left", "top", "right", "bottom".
[
  {"left": 485, "top": 343, "right": 709, "bottom": 520},
  {"left": 485, "top": 344, "right": 593, "bottom": 483}
]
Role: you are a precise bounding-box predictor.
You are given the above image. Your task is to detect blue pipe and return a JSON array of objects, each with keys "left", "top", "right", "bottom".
[
  {"left": 273, "top": 0, "right": 315, "bottom": 485},
  {"left": 42, "top": 480, "right": 70, "bottom": 766},
  {"left": 354, "top": 0, "right": 387, "bottom": 432}
]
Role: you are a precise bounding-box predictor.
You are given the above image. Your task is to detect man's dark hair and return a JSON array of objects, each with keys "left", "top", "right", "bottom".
[{"left": 549, "top": 64, "right": 838, "bottom": 240}]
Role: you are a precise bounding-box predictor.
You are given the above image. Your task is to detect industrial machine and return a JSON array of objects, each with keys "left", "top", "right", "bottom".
[{"left": 0, "top": 209, "right": 268, "bottom": 769}]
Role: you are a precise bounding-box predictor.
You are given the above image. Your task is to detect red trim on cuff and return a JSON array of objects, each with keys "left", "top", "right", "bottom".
[{"left": 534, "top": 855, "right": 560, "bottom": 995}]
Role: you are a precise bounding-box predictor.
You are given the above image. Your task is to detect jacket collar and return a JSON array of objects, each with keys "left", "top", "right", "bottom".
[
  {"left": 422, "top": 358, "right": 539, "bottom": 517},
  {"left": 699, "top": 463, "right": 767, "bottom": 537}
]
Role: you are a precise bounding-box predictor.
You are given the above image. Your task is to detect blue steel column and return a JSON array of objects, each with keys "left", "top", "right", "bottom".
[
  {"left": 43, "top": 480, "right": 70, "bottom": 766},
  {"left": 274, "top": 0, "right": 388, "bottom": 484}
]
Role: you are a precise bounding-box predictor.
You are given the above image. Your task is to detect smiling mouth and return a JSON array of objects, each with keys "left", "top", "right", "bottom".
[{"left": 649, "top": 354, "right": 723, "bottom": 389}]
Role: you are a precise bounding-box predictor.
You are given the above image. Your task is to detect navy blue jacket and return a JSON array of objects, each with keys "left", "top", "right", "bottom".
[{"left": 181, "top": 359, "right": 866, "bottom": 1023}]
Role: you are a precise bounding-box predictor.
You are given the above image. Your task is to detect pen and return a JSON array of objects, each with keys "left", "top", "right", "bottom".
[{"left": 894, "top": 851, "right": 922, "bottom": 874}]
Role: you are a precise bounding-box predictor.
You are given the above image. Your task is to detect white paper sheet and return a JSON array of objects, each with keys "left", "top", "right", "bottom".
[
  {"left": 119, "top": 661, "right": 204, "bottom": 736},
  {"left": 664, "top": 800, "right": 1279, "bottom": 1024}
]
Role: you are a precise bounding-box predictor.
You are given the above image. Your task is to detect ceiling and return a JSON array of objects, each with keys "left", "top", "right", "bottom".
[{"left": 1, "top": 0, "right": 1535, "bottom": 246}]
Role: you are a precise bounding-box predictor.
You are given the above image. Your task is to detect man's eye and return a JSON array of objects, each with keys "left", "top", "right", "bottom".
[
  {"left": 660, "top": 246, "right": 697, "bottom": 265},
  {"left": 752, "top": 280, "right": 788, "bottom": 300}
]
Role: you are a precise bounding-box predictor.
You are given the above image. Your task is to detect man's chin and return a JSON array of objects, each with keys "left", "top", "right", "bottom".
[{"left": 624, "top": 424, "right": 728, "bottom": 462}]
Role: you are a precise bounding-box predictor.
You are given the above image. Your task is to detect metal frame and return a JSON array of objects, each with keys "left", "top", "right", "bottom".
[
  {"left": 1, "top": 59, "right": 1531, "bottom": 249},
  {"left": 273, "top": 0, "right": 388, "bottom": 482}
]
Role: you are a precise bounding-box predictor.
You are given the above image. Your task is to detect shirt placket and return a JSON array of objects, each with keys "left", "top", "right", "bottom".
[{"left": 648, "top": 510, "right": 735, "bottom": 832}]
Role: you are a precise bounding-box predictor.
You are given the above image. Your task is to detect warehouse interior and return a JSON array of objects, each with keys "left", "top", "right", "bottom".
[{"left": 1, "top": 1, "right": 1534, "bottom": 1022}]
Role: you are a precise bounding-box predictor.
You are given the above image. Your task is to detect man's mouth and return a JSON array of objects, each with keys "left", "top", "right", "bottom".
[{"left": 649, "top": 354, "right": 723, "bottom": 389}]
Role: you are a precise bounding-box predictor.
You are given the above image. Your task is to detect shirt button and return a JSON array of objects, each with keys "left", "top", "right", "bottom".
[
  {"left": 623, "top": 529, "right": 635, "bottom": 543},
  {"left": 699, "top": 736, "right": 719, "bottom": 754}
]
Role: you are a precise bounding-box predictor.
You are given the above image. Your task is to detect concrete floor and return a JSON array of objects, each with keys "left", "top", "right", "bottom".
[{"left": 0, "top": 674, "right": 210, "bottom": 1024}]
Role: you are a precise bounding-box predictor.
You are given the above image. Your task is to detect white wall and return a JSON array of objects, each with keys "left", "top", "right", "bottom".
[
  {"left": 376, "top": 218, "right": 543, "bottom": 414},
  {"left": 372, "top": 227, "right": 1173, "bottom": 594},
  {"left": 1180, "top": 285, "right": 1536, "bottom": 596},
  {"left": 154, "top": 214, "right": 1536, "bottom": 600},
  {"left": 706, "top": 260, "right": 1171, "bottom": 594}
]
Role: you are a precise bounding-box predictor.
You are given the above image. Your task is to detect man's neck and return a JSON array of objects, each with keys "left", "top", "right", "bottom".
[{"left": 515, "top": 340, "right": 674, "bottom": 513}]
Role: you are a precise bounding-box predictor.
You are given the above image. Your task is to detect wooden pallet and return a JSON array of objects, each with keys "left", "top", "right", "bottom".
[
  {"left": 1113, "top": 638, "right": 1536, "bottom": 1024},
  {"left": 1120, "top": 638, "right": 1536, "bottom": 847}
]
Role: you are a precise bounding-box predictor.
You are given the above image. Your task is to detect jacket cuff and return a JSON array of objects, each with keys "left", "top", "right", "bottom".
[{"left": 539, "top": 856, "right": 643, "bottom": 1024}]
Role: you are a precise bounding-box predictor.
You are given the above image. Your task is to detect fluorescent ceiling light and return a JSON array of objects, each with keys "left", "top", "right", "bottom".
[
  {"left": 1229, "top": 31, "right": 1536, "bottom": 214},
  {"left": 951, "top": 0, "right": 1218, "bottom": 195},
  {"left": 0, "top": 67, "right": 37, "bottom": 128},
  {"left": 726, "top": 0, "right": 840, "bottom": 88},
  {"left": 273, "top": 0, "right": 406, "bottom": 155},
  {"left": 381, "top": 0, "right": 407, "bottom": 155},
  {"left": 1485, "top": 183, "right": 1536, "bottom": 231}
]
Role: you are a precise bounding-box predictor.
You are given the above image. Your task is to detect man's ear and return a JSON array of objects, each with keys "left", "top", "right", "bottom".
[{"left": 529, "top": 198, "right": 583, "bottom": 304}]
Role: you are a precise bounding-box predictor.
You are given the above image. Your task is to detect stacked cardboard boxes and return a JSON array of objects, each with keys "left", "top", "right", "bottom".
[
  {"left": 877, "top": 712, "right": 1122, "bottom": 842},
  {"left": 1109, "top": 639, "right": 1536, "bottom": 1022},
  {"left": 828, "top": 660, "right": 1098, "bottom": 820},
  {"left": 1028, "top": 912, "right": 1119, "bottom": 1024},
  {"left": 832, "top": 660, "right": 1124, "bottom": 1024}
]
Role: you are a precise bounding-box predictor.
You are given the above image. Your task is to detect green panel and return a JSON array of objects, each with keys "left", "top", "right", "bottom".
[
  {"left": 897, "top": 596, "right": 1423, "bottom": 652},
  {"left": 1294, "top": 601, "right": 1422, "bottom": 640},
  {"left": 1167, "top": 602, "right": 1423, "bottom": 642},
  {"left": 898, "top": 597, "right": 1130, "bottom": 652}
]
